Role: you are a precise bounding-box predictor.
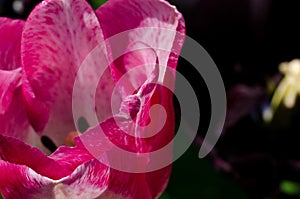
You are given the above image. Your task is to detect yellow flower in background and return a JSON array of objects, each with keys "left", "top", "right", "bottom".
[{"left": 263, "top": 59, "right": 300, "bottom": 122}]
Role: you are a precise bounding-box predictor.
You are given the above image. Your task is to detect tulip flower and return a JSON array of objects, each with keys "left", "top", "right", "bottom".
[{"left": 0, "top": 0, "right": 185, "bottom": 198}]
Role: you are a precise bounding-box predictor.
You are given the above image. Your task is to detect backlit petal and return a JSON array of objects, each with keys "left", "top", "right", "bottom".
[{"left": 21, "top": 0, "right": 113, "bottom": 146}]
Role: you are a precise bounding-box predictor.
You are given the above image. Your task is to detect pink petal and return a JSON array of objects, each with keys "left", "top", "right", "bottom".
[
  {"left": 21, "top": 0, "right": 114, "bottom": 146},
  {"left": 75, "top": 67, "right": 177, "bottom": 198},
  {"left": 0, "top": 18, "right": 29, "bottom": 139},
  {"left": 79, "top": 94, "right": 174, "bottom": 199},
  {"left": 0, "top": 158, "right": 109, "bottom": 199},
  {"left": 78, "top": 116, "right": 151, "bottom": 199},
  {"left": 0, "top": 18, "right": 24, "bottom": 70},
  {"left": 96, "top": 0, "right": 185, "bottom": 97},
  {"left": 93, "top": 1, "right": 185, "bottom": 198},
  {"left": 0, "top": 18, "right": 45, "bottom": 148},
  {"left": 49, "top": 139, "right": 94, "bottom": 171}
]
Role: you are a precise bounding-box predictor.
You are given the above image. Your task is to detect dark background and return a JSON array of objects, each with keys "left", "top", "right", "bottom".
[
  {"left": 167, "top": 1, "right": 300, "bottom": 198},
  {"left": 2, "top": 0, "right": 300, "bottom": 198}
]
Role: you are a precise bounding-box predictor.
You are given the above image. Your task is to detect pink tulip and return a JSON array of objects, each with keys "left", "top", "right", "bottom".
[{"left": 0, "top": 0, "right": 185, "bottom": 198}]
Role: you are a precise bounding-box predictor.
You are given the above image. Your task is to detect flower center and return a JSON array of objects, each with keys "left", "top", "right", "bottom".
[
  {"left": 41, "top": 131, "right": 81, "bottom": 152},
  {"left": 64, "top": 131, "right": 81, "bottom": 146}
]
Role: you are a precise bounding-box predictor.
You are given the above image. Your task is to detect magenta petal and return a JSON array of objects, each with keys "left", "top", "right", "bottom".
[
  {"left": 0, "top": 18, "right": 24, "bottom": 70},
  {"left": 0, "top": 134, "right": 71, "bottom": 180},
  {"left": 0, "top": 160, "right": 54, "bottom": 199},
  {"left": 21, "top": 0, "right": 111, "bottom": 145},
  {"left": 0, "top": 134, "right": 110, "bottom": 197},
  {"left": 79, "top": 116, "right": 153, "bottom": 199},
  {"left": 0, "top": 158, "right": 109, "bottom": 199},
  {"left": 99, "top": 171, "right": 152, "bottom": 199},
  {"left": 79, "top": 108, "right": 174, "bottom": 198},
  {"left": 0, "top": 74, "right": 31, "bottom": 141},
  {"left": 0, "top": 69, "right": 44, "bottom": 147},
  {"left": 0, "top": 68, "right": 21, "bottom": 114},
  {"left": 0, "top": 18, "right": 34, "bottom": 142},
  {"left": 98, "top": 166, "right": 170, "bottom": 199},
  {"left": 49, "top": 141, "right": 94, "bottom": 172}
]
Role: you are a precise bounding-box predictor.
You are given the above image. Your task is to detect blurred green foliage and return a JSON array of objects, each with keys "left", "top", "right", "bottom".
[
  {"left": 88, "top": 0, "right": 107, "bottom": 9},
  {"left": 280, "top": 180, "right": 300, "bottom": 196},
  {"left": 160, "top": 146, "right": 249, "bottom": 199}
]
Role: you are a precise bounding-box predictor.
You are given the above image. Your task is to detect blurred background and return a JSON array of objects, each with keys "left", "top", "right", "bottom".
[{"left": 2, "top": 0, "right": 300, "bottom": 198}]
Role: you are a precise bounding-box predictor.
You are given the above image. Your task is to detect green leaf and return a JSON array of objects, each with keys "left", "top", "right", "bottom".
[
  {"left": 159, "top": 192, "right": 171, "bottom": 199},
  {"left": 88, "top": 0, "right": 107, "bottom": 10},
  {"left": 280, "top": 180, "right": 300, "bottom": 196}
]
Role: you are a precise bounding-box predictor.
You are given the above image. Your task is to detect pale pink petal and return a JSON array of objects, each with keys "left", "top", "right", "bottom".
[
  {"left": 0, "top": 159, "right": 110, "bottom": 199},
  {"left": 71, "top": 46, "right": 122, "bottom": 131},
  {"left": 21, "top": 0, "right": 114, "bottom": 146},
  {"left": 56, "top": 158, "right": 110, "bottom": 199},
  {"left": 0, "top": 18, "right": 24, "bottom": 70}
]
